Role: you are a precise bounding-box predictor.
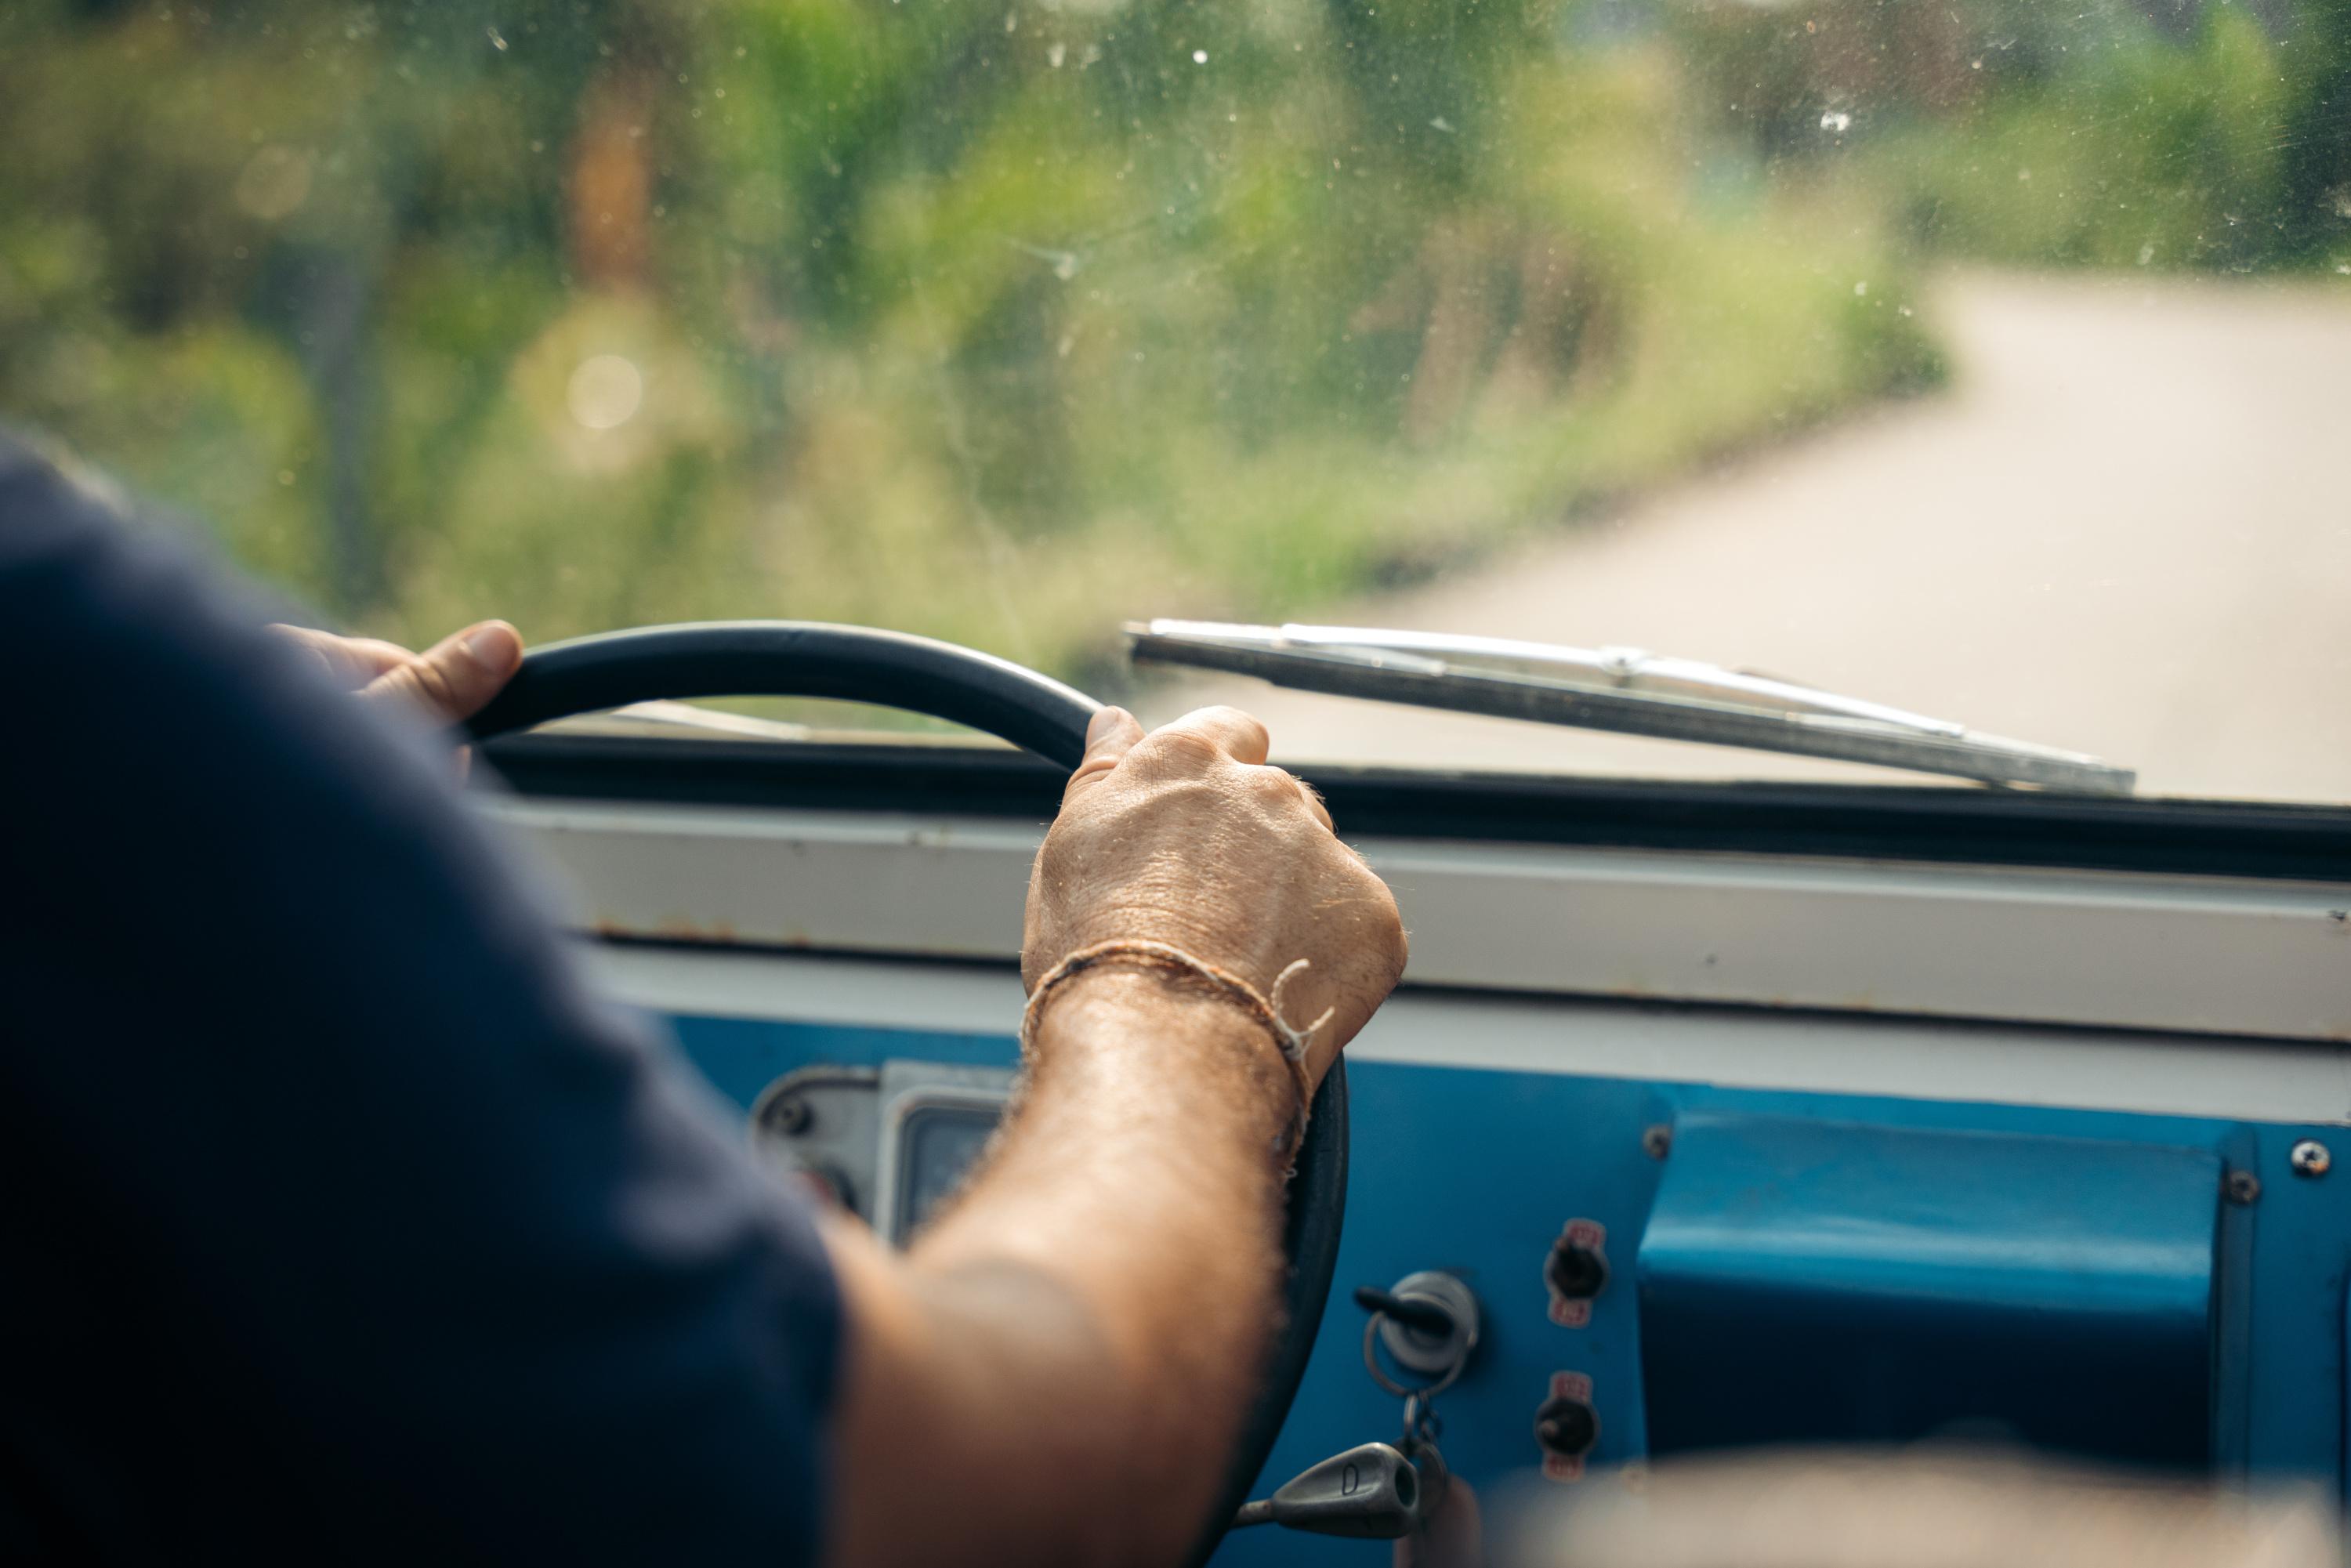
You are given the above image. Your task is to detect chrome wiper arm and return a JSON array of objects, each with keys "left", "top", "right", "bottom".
[
  {"left": 1125, "top": 621, "right": 2135, "bottom": 795},
  {"left": 1263, "top": 625, "right": 1968, "bottom": 736}
]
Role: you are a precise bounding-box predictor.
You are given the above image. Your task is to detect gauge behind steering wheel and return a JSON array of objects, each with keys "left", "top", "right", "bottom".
[{"left": 469, "top": 620, "right": 1348, "bottom": 1566}]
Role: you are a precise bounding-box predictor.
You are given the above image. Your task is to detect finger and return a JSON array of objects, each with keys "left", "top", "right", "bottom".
[
  {"left": 1155, "top": 704, "right": 1271, "bottom": 766},
  {"left": 268, "top": 624, "right": 415, "bottom": 688},
  {"left": 1062, "top": 705, "right": 1144, "bottom": 804},
  {"left": 364, "top": 620, "right": 523, "bottom": 726},
  {"left": 338, "top": 636, "right": 423, "bottom": 677}
]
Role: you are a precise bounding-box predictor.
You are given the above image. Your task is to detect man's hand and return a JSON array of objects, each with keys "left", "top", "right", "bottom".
[
  {"left": 269, "top": 621, "right": 523, "bottom": 728},
  {"left": 823, "top": 704, "right": 1407, "bottom": 1568},
  {"left": 1024, "top": 704, "right": 1407, "bottom": 1085}
]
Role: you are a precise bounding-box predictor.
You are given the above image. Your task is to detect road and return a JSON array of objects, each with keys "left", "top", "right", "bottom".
[{"left": 1141, "top": 273, "right": 2351, "bottom": 802}]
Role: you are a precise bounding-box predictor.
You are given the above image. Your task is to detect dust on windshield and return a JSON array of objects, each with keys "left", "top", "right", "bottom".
[{"left": 5, "top": 1, "right": 2346, "bottom": 799}]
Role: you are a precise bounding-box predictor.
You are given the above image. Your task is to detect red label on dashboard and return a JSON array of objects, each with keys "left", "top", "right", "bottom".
[{"left": 1543, "top": 1452, "right": 1586, "bottom": 1483}]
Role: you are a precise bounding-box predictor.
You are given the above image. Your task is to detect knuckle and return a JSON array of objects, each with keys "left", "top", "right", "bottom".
[
  {"left": 1198, "top": 703, "right": 1267, "bottom": 737},
  {"left": 1158, "top": 704, "right": 1268, "bottom": 758},
  {"left": 404, "top": 657, "right": 465, "bottom": 718},
  {"left": 1133, "top": 726, "right": 1226, "bottom": 773},
  {"left": 1242, "top": 764, "right": 1307, "bottom": 806},
  {"left": 1062, "top": 756, "right": 1121, "bottom": 795}
]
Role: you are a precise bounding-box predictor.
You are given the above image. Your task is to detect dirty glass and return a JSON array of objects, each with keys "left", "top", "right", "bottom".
[{"left": 5, "top": 0, "right": 2347, "bottom": 799}]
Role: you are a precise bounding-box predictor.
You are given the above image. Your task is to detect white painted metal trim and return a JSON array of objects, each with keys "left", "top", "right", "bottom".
[
  {"left": 487, "top": 798, "right": 2351, "bottom": 1044},
  {"left": 588, "top": 947, "right": 2351, "bottom": 1128}
]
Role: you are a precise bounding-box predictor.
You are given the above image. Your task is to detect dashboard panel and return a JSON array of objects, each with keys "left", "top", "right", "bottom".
[
  {"left": 487, "top": 748, "right": 2351, "bottom": 1563},
  {"left": 636, "top": 974, "right": 2348, "bottom": 1566}
]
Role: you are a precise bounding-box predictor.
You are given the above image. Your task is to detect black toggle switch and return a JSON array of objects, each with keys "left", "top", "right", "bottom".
[
  {"left": 1545, "top": 1236, "right": 1608, "bottom": 1301},
  {"left": 1534, "top": 1393, "right": 1599, "bottom": 1458}
]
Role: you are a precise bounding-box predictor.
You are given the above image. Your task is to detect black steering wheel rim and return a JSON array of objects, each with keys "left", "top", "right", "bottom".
[{"left": 469, "top": 621, "right": 1347, "bottom": 1566}]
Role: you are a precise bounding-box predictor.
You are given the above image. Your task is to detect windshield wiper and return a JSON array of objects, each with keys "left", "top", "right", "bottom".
[{"left": 1125, "top": 621, "right": 2136, "bottom": 795}]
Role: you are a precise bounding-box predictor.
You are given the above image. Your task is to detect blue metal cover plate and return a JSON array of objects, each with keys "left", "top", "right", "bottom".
[{"left": 1637, "top": 1112, "right": 2219, "bottom": 1464}]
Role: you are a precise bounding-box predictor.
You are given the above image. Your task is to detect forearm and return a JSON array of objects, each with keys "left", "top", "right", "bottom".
[
  {"left": 929, "top": 967, "right": 1293, "bottom": 1402},
  {"left": 823, "top": 969, "right": 1296, "bottom": 1567}
]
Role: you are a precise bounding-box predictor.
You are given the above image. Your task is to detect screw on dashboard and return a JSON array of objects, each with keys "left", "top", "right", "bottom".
[
  {"left": 2224, "top": 1168, "right": 2262, "bottom": 1205},
  {"left": 1641, "top": 1124, "right": 1673, "bottom": 1160},
  {"left": 2289, "top": 1139, "right": 2331, "bottom": 1178}
]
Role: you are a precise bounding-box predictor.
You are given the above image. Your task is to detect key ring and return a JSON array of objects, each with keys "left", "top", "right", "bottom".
[
  {"left": 1363, "top": 1315, "right": 1466, "bottom": 1402},
  {"left": 1400, "top": 1390, "right": 1445, "bottom": 1448},
  {"left": 1397, "top": 1392, "right": 1451, "bottom": 1522}
]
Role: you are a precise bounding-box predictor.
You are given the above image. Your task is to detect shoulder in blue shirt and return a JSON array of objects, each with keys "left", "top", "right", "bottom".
[{"left": 0, "top": 434, "right": 841, "bottom": 1564}]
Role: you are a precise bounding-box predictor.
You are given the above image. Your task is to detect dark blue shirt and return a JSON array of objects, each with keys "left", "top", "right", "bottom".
[{"left": 0, "top": 436, "right": 841, "bottom": 1562}]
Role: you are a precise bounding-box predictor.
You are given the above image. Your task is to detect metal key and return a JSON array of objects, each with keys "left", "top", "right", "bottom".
[{"left": 1230, "top": 1441, "right": 1423, "bottom": 1538}]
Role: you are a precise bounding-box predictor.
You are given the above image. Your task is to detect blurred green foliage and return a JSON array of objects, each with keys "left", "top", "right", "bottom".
[
  {"left": 1678, "top": 0, "right": 2351, "bottom": 271},
  {"left": 1, "top": 0, "right": 2341, "bottom": 676}
]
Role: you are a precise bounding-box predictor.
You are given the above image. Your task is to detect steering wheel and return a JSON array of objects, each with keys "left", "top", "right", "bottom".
[{"left": 468, "top": 621, "right": 1347, "bottom": 1566}]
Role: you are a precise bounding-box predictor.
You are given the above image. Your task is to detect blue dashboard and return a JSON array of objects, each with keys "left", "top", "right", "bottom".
[{"left": 664, "top": 1008, "right": 2350, "bottom": 1565}]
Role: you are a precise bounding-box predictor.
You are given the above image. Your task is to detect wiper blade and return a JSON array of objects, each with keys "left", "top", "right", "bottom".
[{"left": 1125, "top": 621, "right": 2135, "bottom": 795}]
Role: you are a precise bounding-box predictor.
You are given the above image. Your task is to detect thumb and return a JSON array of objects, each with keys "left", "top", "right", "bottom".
[
  {"left": 364, "top": 620, "right": 523, "bottom": 726},
  {"left": 1062, "top": 704, "right": 1143, "bottom": 803}
]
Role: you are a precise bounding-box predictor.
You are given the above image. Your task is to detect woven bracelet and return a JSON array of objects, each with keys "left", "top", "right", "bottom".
[{"left": 1020, "top": 938, "right": 1331, "bottom": 1168}]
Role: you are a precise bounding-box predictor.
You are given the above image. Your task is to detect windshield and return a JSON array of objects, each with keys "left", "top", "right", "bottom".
[{"left": 7, "top": 1, "right": 2346, "bottom": 800}]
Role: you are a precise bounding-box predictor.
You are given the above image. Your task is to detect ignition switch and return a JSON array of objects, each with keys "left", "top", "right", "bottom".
[
  {"left": 1230, "top": 1275, "right": 1482, "bottom": 1540},
  {"left": 1357, "top": 1270, "right": 1481, "bottom": 1385}
]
